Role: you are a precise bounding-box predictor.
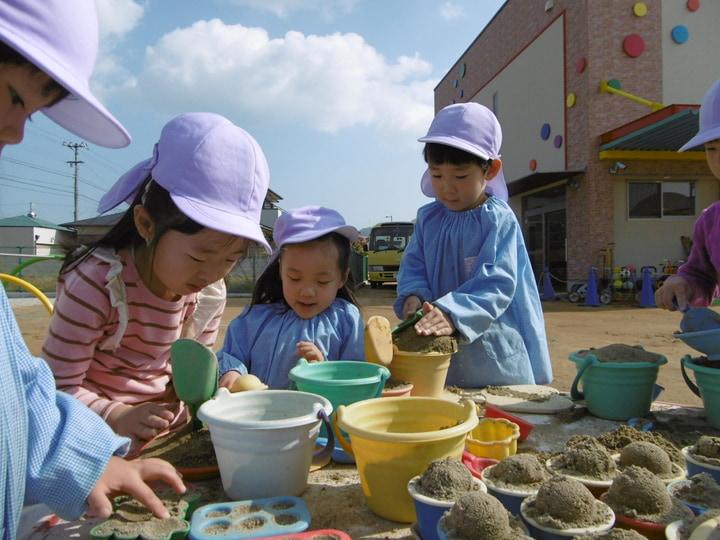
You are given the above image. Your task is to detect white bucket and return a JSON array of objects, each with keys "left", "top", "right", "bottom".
[{"left": 197, "top": 388, "right": 333, "bottom": 500}]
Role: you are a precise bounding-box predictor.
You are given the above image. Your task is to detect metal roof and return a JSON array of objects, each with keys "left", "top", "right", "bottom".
[
  {"left": 508, "top": 170, "right": 585, "bottom": 197},
  {"left": 599, "top": 105, "right": 702, "bottom": 152}
]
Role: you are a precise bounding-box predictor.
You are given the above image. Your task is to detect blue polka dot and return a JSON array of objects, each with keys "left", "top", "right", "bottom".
[
  {"left": 458, "top": 89, "right": 464, "bottom": 98},
  {"left": 672, "top": 25, "right": 689, "bottom": 44},
  {"left": 453, "top": 79, "right": 458, "bottom": 88},
  {"left": 541, "top": 124, "right": 551, "bottom": 140}
]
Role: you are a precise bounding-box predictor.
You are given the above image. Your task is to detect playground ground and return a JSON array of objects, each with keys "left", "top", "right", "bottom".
[{"left": 10, "top": 283, "right": 707, "bottom": 407}]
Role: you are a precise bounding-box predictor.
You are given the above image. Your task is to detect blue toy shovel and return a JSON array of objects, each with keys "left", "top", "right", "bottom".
[{"left": 675, "top": 299, "right": 720, "bottom": 333}]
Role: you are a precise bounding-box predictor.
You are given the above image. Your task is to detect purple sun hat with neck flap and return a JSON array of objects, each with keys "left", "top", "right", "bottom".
[
  {"left": 679, "top": 78, "right": 720, "bottom": 152},
  {"left": 267, "top": 205, "right": 358, "bottom": 266},
  {"left": 98, "top": 112, "right": 271, "bottom": 253},
  {"left": 0, "top": 0, "right": 131, "bottom": 148},
  {"left": 418, "top": 102, "right": 508, "bottom": 202}
]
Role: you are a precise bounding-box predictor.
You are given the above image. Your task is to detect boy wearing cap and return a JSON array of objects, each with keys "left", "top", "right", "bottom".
[
  {"left": 394, "top": 102, "right": 552, "bottom": 388},
  {"left": 217, "top": 206, "right": 364, "bottom": 390},
  {"left": 656, "top": 78, "right": 720, "bottom": 310},
  {"left": 43, "top": 113, "right": 271, "bottom": 446},
  {"left": 0, "top": 1, "right": 185, "bottom": 538}
]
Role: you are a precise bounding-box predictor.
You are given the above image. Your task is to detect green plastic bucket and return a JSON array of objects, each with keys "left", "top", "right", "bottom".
[
  {"left": 569, "top": 348, "right": 667, "bottom": 420},
  {"left": 289, "top": 359, "right": 390, "bottom": 437},
  {"left": 681, "top": 355, "right": 720, "bottom": 429}
]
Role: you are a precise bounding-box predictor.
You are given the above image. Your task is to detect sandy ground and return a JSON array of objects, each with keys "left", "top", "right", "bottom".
[{"left": 12, "top": 284, "right": 714, "bottom": 539}]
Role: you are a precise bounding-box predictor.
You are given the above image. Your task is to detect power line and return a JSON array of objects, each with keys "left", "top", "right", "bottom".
[{"left": 63, "top": 141, "right": 88, "bottom": 221}]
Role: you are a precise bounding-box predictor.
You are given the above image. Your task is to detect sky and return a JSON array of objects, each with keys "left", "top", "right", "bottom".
[{"left": 0, "top": 0, "right": 506, "bottom": 232}]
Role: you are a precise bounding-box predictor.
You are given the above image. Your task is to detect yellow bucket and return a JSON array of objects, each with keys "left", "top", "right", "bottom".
[
  {"left": 334, "top": 397, "right": 479, "bottom": 522},
  {"left": 466, "top": 417, "right": 520, "bottom": 460},
  {"left": 389, "top": 350, "right": 453, "bottom": 397}
]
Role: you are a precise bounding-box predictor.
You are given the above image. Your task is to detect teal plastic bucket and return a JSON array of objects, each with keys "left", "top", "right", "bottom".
[
  {"left": 681, "top": 355, "right": 720, "bottom": 429},
  {"left": 569, "top": 348, "right": 667, "bottom": 421},
  {"left": 289, "top": 359, "right": 390, "bottom": 437}
]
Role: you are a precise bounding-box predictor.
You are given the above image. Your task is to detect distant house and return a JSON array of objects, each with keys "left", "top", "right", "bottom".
[
  {"left": 62, "top": 188, "right": 285, "bottom": 247},
  {"left": 0, "top": 214, "right": 74, "bottom": 256}
]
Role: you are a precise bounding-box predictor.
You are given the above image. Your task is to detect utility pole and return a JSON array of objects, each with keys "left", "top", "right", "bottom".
[{"left": 64, "top": 141, "right": 88, "bottom": 221}]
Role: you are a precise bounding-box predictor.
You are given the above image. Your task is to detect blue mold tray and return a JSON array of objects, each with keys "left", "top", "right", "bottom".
[{"left": 188, "top": 496, "right": 310, "bottom": 540}]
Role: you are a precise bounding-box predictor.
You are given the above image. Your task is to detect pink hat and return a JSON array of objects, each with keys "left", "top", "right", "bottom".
[
  {"left": 679, "top": 78, "right": 720, "bottom": 152},
  {"left": 98, "top": 112, "right": 271, "bottom": 253},
  {"left": 0, "top": 0, "right": 130, "bottom": 148},
  {"left": 268, "top": 205, "right": 358, "bottom": 265},
  {"left": 418, "top": 102, "right": 508, "bottom": 201}
]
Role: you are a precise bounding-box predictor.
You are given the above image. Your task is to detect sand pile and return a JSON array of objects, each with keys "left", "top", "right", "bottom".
[
  {"left": 521, "top": 475, "right": 613, "bottom": 530},
  {"left": 603, "top": 465, "right": 693, "bottom": 524},
  {"left": 675, "top": 508, "right": 720, "bottom": 540},
  {"left": 550, "top": 438, "right": 617, "bottom": 481},
  {"left": 580, "top": 530, "right": 648, "bottom": 539},
  {"left": 439, "top": 491, "right": 527, "bottom": 540},
  {"left": 573, "top": 343, "right": 665, "bottom": 364},
  {"left": 414, "top": 457, "right": 478, "bottom": 501},
  {"left": 393, "top": 330, "right": 457, "bottom": 354},
  {"left": 692, "top": 436, "right": 720, "bottom": 466},
  {"left": 672, "top": 473, "right": 720, "bottom": 510},
  {"left": 618, "top": 441, "right": 676, "bottom": 478},
  {"left": 482, "top": 453, "right": 550, "bottom": 491}
]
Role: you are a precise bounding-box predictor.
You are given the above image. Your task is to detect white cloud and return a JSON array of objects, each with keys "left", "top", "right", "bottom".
[
  {"left": 94, "top": 0, "right": 144, "bottom": 41},
  {"left": 123, "top": 20, "right": 435, "bottom": 141},
  {"left": 440, "top": 2, "right": 464, "bottom": 20},
  {"left": 224, "top": 0, "right": 360, "bottom": 18}
]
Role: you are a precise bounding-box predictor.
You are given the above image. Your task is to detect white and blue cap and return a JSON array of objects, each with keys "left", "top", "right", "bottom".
[
  {"left": 98, "top": 112, "right": 271, "bottom": 253},
  {"left": 268, "top": 205, "right": 358, "bottom": 266},
  {"left": 418, "top": 102, "right": 508, "bottom": 201},
  {"left": 0, "top": 0, "right": 130, "bottom": 148},
  {"left": 679, "top": 78, "right": 720, "bottom": 152}
]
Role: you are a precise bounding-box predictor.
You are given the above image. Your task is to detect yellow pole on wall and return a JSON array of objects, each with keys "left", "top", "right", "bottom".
[{"left": 600, "top": 81, "right": 666, "bottom": 111}]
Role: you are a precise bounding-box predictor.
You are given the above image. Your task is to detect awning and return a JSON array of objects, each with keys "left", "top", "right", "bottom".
[
  {"left": 599, "top": 105, "right": 701, "bottom": 153},
  {"left": 508, "top": 170, "right": 584, "bottom": 197}
]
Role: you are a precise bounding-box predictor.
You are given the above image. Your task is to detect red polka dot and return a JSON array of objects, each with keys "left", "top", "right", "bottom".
[
  {"left": 623, "top": 34, "right": 645, "bottom": 57},
  {"left": 530, "top": 159, "right": 537, "bottom": 171},
  {"left": 687, "top": 0, "right": 700, "bottom": 12},
  {"left": 576, "top": 58, "right": 586, "bottom": 73}
]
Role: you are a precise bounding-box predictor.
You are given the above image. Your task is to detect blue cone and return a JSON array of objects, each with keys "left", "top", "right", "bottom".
[
  {"left": 541, "top": 268, "right": 557, "bottom": 301},
  {"left": 638, "top": 266, "right": 657, "bottom": 308},
  {"left": 582, "top": 267, "right": 600, "bottom": 307}
]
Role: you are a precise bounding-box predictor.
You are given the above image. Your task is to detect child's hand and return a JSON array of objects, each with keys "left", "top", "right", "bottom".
[
  {"left": 219, "top": 371, "right": 240, "bottom": 390},
  {"left": 402, "top": 296, "right": 422, "bottom": 319},
  {"left": 86, "top": 456, "right": 186, "bottom": 520},
  {"left": 296, "top": 341, "right": 324, "bottom": 362},
  {"left": 655, "top": 275, "right": 693, "bottom": 311},
  {"left": 107, "top": 402, "right": 177, "bottom": 442},
  {"left": 414, "top": 301, "right": 456, "bottom": 336}
]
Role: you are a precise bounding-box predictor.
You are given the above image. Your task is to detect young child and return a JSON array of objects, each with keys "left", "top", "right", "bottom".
[
  {"left": 655, "top": 78, "right": 720, "bottom": 311},
  {"left": 0, "top": 1, "right": 185, "bottom": 537},
  {"left": 394, "top": 102, "right": 553, "bottom": 388},
  {"left": 218, "top": 205, "right": 365, "bottom": 390},
  {"left": 42, "top": 112, "right": 271, "bottom": 446}
]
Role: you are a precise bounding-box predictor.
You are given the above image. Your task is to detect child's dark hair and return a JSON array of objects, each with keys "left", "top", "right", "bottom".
[
  {"left": 249, "top": 232, "right": 359, "bottom": 311},
  {"left": 423, "top": 142, "right": 492, "bottom": 171},
  {"left": 0, "top": 41, "right": 69, "bottom": 105},
  {"left": 60, "top": 177, "right": 208, "bottom": 275}
]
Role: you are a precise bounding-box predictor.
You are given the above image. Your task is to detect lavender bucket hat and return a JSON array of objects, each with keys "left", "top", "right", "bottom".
[{"left": 98, "top": 112, "right": 271, "bottom": 252}]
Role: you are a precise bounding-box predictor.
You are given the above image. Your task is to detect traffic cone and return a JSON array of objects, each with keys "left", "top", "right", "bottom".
[
  {"left": 581, "top": 267, "right": 600, "bottom": 307},
  {"left": 637, "top": 266, "right": 657, "bottom": 308},
  {"left": 541, "top": 268, "right": 557, "bottom": 301}
]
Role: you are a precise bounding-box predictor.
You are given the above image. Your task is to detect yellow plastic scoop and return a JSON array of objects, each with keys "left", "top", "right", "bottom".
[{"left": 364, "top": 316, "right": 393, "bottom": 366}]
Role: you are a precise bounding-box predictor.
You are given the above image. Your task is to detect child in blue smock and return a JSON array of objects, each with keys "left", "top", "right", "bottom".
[
  {"left": 218, "top": 206, "right": 365, "bottom": 389},
  {"left": 394, "top": 102, "right": 553, "bottom": 388},
  {"left": 0, "top": 2, "right": 184, "bottom": 538}
]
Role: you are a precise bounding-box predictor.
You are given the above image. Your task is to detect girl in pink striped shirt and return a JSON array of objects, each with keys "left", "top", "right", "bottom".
[{"left": 42, "top": 112, "right": 271, "bottom": 447}]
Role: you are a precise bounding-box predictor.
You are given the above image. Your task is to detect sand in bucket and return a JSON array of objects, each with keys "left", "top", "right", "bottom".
[
  {"left": 197, "top": 388, "right": 332, "bottom": 500},
  {"left": 390, "top": 332, "right": 457, "bottom": 398},
  {"left": 335, "top": 396, "right": 478, "bottom": 523}
]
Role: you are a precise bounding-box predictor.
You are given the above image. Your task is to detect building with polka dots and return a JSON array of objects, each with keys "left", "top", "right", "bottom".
[{"left": 433, "top": 0, "right": 719, "bottom": 297}]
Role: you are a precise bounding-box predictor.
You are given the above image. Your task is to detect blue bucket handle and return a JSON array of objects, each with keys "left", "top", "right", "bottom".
[
  {"left": 311, "top": 409, "right": 335, "bottom": 467},
  {"left": 570, "top": 356, "right": 594, "bottom": 401},
  {"left": 681, "top": 356, "right": 701, "bottom": 398}
]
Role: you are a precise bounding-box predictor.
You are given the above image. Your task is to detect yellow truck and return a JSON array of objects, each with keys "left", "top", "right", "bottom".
[{"left": 366, "top": 221, "right": 414, "bottom": 288}]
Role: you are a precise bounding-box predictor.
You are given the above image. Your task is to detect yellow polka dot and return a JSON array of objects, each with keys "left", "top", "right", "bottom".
[
  {"left": 566, "top": 93, "right": 576, "bottom": 107},
  {"left": 633, "top": 2, "right": 647, "bottom": 16}
]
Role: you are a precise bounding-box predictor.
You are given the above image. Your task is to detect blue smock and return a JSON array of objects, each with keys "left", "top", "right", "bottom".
[
  {"left": 1, "top": 286, "right": 129, "bottom": 540},
  {"left": 218, "top": 298, "right": 365, "bottom": 389},
  {"left": 394, "top": 198, "right": 553, "bottom": 388}
]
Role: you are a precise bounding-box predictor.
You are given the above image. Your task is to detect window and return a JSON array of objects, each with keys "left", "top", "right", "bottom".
[{"left": 628, "top": 181, "right": 696, "bottom": 219}]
